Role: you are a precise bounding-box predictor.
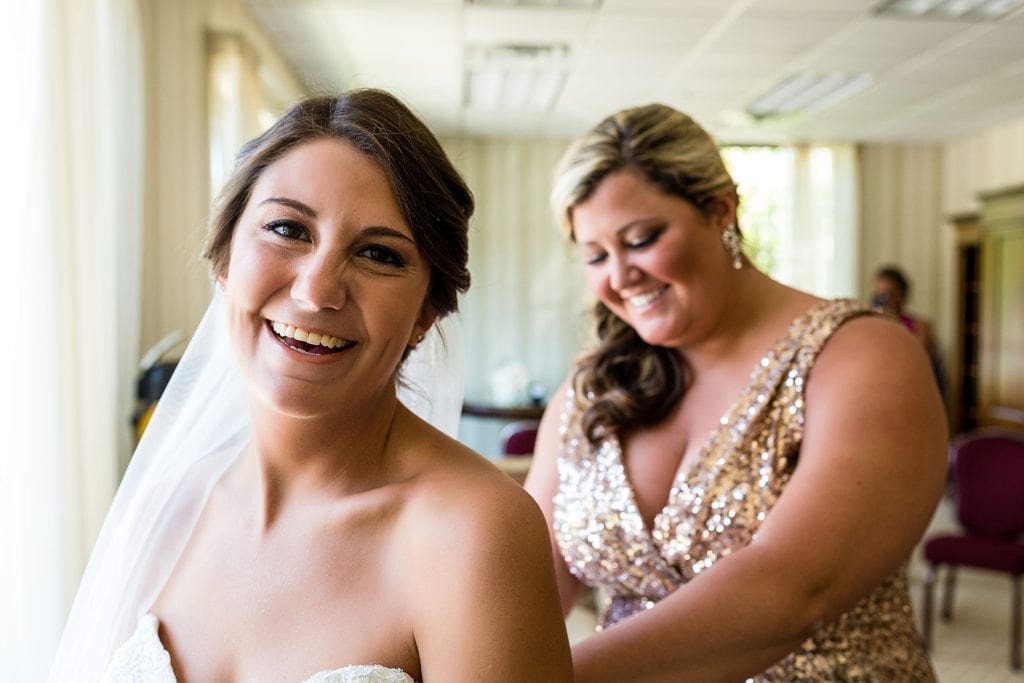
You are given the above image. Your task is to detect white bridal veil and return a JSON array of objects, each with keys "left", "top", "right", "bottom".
[{"left": 48, "top": 290, "right": 465, "bottom": 681}]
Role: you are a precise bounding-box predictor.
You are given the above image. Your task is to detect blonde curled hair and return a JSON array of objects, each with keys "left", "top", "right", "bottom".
[{"left": 552, "top": 104, "right": 737, "bottom": 445}]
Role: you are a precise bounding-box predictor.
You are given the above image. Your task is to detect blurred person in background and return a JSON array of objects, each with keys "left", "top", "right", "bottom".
[{"left": 872, "top": 264, "right": 945, "bottom": 396}]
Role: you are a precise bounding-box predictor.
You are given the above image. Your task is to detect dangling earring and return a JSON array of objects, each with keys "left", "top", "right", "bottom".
[{"left": 721, "top": 223, "right": 743, "bottom": 270}]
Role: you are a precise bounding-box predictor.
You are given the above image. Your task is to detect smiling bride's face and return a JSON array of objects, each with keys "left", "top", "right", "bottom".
[{"left": 220, "top": 137, "right": 436, "bottom": 419}]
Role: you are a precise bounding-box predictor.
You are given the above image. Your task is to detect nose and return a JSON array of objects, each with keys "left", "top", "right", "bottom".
[
  {"left": 290, "top": 253, "right": 348, "bottom": 311},
  {"left": 607, "top": 251, "right": 637, "bottom": 291}
]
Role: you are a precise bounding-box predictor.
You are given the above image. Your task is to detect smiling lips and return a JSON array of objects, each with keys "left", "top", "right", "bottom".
[
  {"left": 269, "top": 320, "right": 353, "bottom": 355},
  {"left": 626, "top": 285, "right": 668, "bottom": 310}
]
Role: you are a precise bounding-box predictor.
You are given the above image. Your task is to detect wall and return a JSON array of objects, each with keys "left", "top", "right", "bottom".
[
  {"left": 443, "top": 138, "right": 589, "bottom": 455},
  {"left": 943, "top": 115, "right": 1024, "bottom": 214},
  {"left": 858, "top": 143, "right": 946, "bottom": 314},
  {"left": 940, "top": 115, "right": 1024, "bottom": 352},
  {"left": 858, "top": 143, "right": 950, "bottom": 369}
]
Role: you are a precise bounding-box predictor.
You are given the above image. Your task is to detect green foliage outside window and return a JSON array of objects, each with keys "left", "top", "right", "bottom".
[{"left": 720, "top": 146, "right": 791, "bottom": 275}]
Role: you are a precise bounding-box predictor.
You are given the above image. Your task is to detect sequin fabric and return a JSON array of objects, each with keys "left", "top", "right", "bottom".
[{"left": 553, "top": 299, "right": 936, "bottom": 681}]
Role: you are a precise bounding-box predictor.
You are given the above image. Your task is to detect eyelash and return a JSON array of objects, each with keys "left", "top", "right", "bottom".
[
  {"left": 583, "top": 228, "right": 663, "bottom": 266},
  {"left": 358, "top": 244, "right": 406, "bottom": 268},
  {"left": 627, "top": 227, "right": 663, "bottom": 250},
  {"left": 264, "top": 220, "right": 309, "bottom": 242},
  {"left": 263, "top": 222, "right": 407, "bottom": 268}
]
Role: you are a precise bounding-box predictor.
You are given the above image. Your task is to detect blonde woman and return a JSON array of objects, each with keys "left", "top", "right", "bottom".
[{"left": 526, "top": 103, "right": 946, "bottom": 681}]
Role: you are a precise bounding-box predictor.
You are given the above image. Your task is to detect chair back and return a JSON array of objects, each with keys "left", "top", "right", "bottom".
[
  {"left": 951, "top": 429, "right": 1024, "bottom": 538},
  {"left": 500, "top": 420, "right": 539, "bottom": 456}
]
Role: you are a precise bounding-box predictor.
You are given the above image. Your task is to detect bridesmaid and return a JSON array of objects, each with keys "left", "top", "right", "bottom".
[{"left": 526, "top": 102, "right": 946, "bottom": 681}]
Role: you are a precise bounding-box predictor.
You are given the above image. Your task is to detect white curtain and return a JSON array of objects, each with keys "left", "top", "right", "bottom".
[
  {"left": 208, "top": 31, "right": 266, "bottom": 200},
  {"left": 787, "top": 145, "right": 859, "bottom": 298},
  {"left": 0, "top": 0, "right": 144, "bottom": 679},
  {"left": 726, "top": 144, "right": 860, "bottom": 299}
]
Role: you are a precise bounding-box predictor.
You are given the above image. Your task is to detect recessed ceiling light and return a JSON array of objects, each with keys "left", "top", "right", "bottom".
[
  {"left": 875, "top": 0, "right": 1024, "bottom": 20},
  {"left": 464, "top": 44, "right": 569, "bottom": 112}
]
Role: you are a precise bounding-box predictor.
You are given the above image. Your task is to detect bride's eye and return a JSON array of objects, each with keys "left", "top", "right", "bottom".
[
  {"left": 264, "top": 220, "right": 310, "bottom": 242},
  {"left": 359, "top": 244, "right": 406, "bottom": 267}
]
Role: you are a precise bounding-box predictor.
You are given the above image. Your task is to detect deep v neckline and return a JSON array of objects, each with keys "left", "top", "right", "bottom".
[{"left": 613, "top": 300, "right": 832, "bottom": 540}]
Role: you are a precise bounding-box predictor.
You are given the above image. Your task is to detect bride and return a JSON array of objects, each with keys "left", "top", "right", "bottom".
[{"left": 49, "top": 89, "right": 572, "bottom": 682}]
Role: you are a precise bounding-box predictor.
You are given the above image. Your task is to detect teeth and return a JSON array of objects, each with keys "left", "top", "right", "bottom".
[
  {"left": 628, "top": 288, "right": 665, "bottom": 308},
  {"left": 271, "top": 321, "right": 348, "bottom": 349}
]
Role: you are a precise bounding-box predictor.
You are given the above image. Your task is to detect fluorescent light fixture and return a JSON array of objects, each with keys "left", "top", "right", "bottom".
[
  {"left": 875, "top": 0, "right": 1024, "bottom": 19},
  {"left": 464, "top": 44, "right": 569, "bottom": 112},
  {"left": 746, "top": 71, "right": 875, "bottom": 120}
]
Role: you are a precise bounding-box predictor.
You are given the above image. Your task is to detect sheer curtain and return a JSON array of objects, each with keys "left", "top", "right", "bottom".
[
  {"left": 725, "top": 144, "right": 859, "bottom": 299},
  {"left": 788, "top": 144, "right": 859, "bottom": 298},
  {"left": 0, "top": 1, "right": 144, "bottom": 679},
  {"left": 208, "top": 31, "right": 266, "bottom": 200},
  {"left": 207, "top": 28, "right": 303, "bottom": 205}
]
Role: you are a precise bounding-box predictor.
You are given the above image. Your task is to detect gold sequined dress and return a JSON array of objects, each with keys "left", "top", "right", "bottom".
[{"left": 553, "top": 299, "right": 936, "bottom": 681}]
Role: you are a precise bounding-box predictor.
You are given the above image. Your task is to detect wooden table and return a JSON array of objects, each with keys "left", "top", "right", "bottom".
[{"left": 461, "top": 401, "right": 545, "bottom": 420}]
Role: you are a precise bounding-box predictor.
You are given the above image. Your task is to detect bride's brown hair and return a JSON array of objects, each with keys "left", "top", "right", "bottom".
[{"left": 205, "top": 88, "right": 474, "bottom": 320}]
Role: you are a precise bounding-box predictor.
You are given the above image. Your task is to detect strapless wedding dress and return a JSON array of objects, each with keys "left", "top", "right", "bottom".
[{"left": 101, "top": 614, "right": 414, "bottom": 682}]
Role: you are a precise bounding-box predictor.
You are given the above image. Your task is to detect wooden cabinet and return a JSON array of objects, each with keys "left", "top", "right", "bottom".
[
  {"left": 949, "top": 212, "right": 981, "bottom": 433},
  {"left": 977, "top": 185, "right": 1024, "bottom": 429}
]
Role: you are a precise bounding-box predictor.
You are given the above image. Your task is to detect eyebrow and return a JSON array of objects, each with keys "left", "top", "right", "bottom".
[
  {"left": 258, "top": 197, "right": 317, "bottom": 218},
  {"left": 361, "top": 226, "right": 416, "bottom": 245}
]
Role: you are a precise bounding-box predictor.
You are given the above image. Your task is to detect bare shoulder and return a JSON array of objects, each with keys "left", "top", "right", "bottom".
[
  {"left": 385, "top": 410, "right": 551, "bottom": 568},
  {"left": 400, "top": 437, "right": 550, "bottom": 561},
  {"left": 811, "top": 310, "right": 934, "bottom": 388},
  {"left": 389, "top": 420, "right": 573, "bottom": 679},
  {"left": 801, "top": 309, "right": 947, "bottom": 472}
]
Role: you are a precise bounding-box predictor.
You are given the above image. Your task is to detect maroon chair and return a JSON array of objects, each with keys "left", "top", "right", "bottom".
[
  {"left": 499, "top": 420, "right": 539, "bottom": 456},
  {"left": 921, "top": 428, "right": 1024, "bottom": 671}
]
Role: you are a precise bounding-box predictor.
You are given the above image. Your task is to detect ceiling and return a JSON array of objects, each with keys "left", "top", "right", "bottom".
[{"left": 245, "top": 0, "right": 1024, "bottom": 144}]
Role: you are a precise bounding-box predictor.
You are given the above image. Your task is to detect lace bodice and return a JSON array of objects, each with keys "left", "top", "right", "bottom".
[
  {"left": 101, "top": 614, "right": 415, "bottom": 683},
  {"left": 553, "top": 299, "right": 937, "bottom": 681}
]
